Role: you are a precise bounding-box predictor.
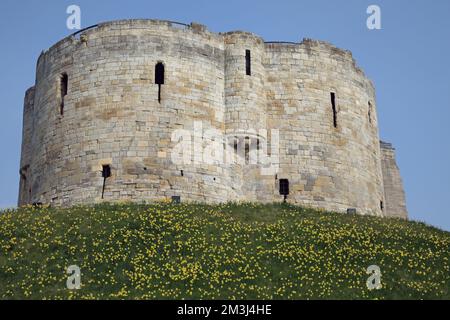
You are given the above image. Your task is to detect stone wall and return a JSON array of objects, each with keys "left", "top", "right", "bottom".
[
  {"left": 18, "top": 87, "right": 35, "bottom": 205},
  {"left": 380, "top": 142, "right": 408, "bottom": 219},
  {"left": 18, "top": 19, "right": 407, "bottom": 218},
  {"left": 264, "top": 39, "right": 385, "bottom": 215}
]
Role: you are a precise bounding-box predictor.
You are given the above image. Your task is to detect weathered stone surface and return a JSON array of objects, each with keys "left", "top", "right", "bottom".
[
  {"left": 380, "top": 142, "right": 408, "bottom": 219},
  {"left": 18, "top": 19, "right": 407, "bottom": 219}
]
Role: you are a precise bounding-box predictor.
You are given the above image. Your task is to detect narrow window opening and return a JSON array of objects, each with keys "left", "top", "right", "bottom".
[
  {"left": 233, "top": 137, "right": 238, "bottom": 154},
  {"left": 102, "top": 165, "right": 111, "bottom": 178},
  {"left": 155, "top": 62, "right": 165, "bottom": 103},
  {"left": 60, "top": 73, "right": 68, "bottom": 115},
  {"left": 368, "top": 101, "right": 373, "bottom": 124},
  {"left": 172, "top": 196, "right": 181, "bottom": 204},
  {"left": 245, "top": 50, "right": 251, "bottom": 76},
  {"left": 279, "top": 179, "right": 290, "bottom": 203},
  {"left": 180, "top": 170, "right": 184, "bottom": 177},
  {"left": 101, "top": 165, "right": 111, "bottom": 199},
  {"left": 380, "top": 201, "right": 384, "bottom": 211},
  {"left": 330, "top": 92, "right": 337, "bottom": 128},
  {"left": 256, "top": 139, "right": 261, "bottom": 150},
  {"left": 245, "top": 137, "right": 250, "bottom": 163}
]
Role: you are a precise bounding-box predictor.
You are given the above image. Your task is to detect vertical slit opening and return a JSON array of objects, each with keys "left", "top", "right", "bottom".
[
  {"left": 331, "top": 92, "right": 337, "bottom": 128},
  {"left": 245, "top": 50, "right": 251, "bottom": 76},
  {"left": 368, "top": 101, "right": 373, "bottom": 124},
  {"left": 101, "top": 165, "right": 111, "bottom": 199},
  {"left": 60, "top": 73, "right": 68, "bottom": 115},
  {"left": 245, "top": 137, "right": 250, "bottom": 164},
  {"left": 155, "top": 62, "right": 165, "bottom": 103}
]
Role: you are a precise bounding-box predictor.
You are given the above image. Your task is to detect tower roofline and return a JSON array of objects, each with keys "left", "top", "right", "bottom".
[{"left": 36, "top": 19, "right": 371, "bottom": 85}]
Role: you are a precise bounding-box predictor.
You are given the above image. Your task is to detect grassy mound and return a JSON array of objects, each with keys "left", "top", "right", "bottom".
[{"left": 0, "top": 202, "right": 448, "bottom": 299}]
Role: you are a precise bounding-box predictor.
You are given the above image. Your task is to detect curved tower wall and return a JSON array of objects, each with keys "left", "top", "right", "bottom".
[
  {"left": 19, "top": 20, "right": 405, "bottom": 218},
  {"left": 223, "top": 32, "right": 270, "bottom": 201},
  {"left": 265, "top": 40, "right": 385, "bottom": 216},
  {"left": 23, "top": 20, "right": 236, "bottom": 206},
  {"left": 224, "top": 32, "right": 267, "bottom": 132}
]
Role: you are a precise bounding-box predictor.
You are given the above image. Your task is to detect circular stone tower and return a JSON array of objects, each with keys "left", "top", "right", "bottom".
[{"left": 18, "top": 19, "right": 407, "bottom": 218}]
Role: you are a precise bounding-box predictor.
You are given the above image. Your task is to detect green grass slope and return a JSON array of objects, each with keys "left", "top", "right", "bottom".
[{"left": 0, "top": 202, "right": 448, "bottom": 300}]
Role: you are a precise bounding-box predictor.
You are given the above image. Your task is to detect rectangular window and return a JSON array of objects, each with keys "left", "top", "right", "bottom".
[
  {"left": 101, "top": 164, "right": 111, "bottom": 199},
  {"left": 155, "top": 62, "right": 165, "bottom": 85},
  {"left": 331, "top": 92, "right": 337, "bottom": 128},
  {"left": 61, "top": 73, "right": 68, "bottom": 97},
  {"left": 172, "top": 196, "right": 181, "bottom": 204},
  {"left": 102, "top": 165, "right": 111, "bottom": 178},
  {"left": 245, "top": 137, "right": 250, "bottom": 163},
  {"left": 60, "top": 73, "right": 68, "bottom": 115},
  {"left": 245, "top": 50, "right": 251, "bottom": 76},
  {"left": 155, "top": 62, "right": 165, "bottom": 103},
  {"left": 279, "top": 179, "right": 289, "bottom": 196}
]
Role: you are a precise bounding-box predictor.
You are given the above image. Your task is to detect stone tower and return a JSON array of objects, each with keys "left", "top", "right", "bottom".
[{"left": 18, "top": 19, "right": 408, "bottom": 219}]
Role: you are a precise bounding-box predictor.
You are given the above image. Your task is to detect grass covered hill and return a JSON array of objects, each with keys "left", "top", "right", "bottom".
[{"left": 0, "top": 202, "right": 449, "bottom": 300}]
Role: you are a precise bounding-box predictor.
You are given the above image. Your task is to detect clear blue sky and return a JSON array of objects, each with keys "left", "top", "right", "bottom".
[{"left": 0, "top": 0, "right": 449, "bottom": 231}]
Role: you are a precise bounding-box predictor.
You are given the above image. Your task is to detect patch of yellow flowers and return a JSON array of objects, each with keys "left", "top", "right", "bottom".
[{"left": 0, "top": 202, "right": 448, "bottom": 300}]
